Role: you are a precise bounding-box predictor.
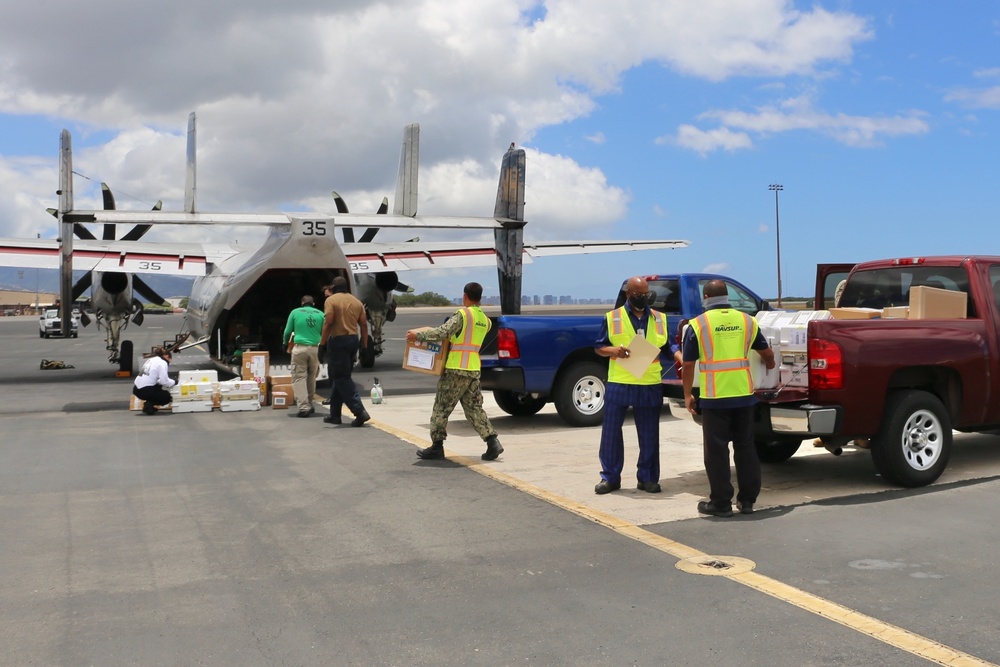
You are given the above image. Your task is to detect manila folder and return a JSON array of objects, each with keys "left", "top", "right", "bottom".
[{"left": 617, "top": 332, "right": 661, "bottom": 380}]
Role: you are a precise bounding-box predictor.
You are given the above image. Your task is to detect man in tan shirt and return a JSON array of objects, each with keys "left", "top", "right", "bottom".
[{"left": 321, "top": 276, "right": 370, "bottom": 427}]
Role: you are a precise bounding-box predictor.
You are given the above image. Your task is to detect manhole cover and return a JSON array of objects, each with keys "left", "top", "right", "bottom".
[{"left": 675, "top": 555, "right": 756, "bottom": 576}]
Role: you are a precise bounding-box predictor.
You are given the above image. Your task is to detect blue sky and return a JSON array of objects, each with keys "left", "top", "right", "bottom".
[{"left": 0, "top": 1, "right": 998, "bottom": 302}]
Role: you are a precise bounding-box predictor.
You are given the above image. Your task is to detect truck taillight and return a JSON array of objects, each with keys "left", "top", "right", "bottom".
[
  {"left": 497, "top": 328, "right": 520, "bottom": 359},
  {"left": 808, "top": 338, "right": 843, "bottom": 390}
]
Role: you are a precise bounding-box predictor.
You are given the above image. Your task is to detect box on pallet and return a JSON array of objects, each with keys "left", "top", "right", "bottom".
[{"left": 402, "top": 328, "right": 450, "bottom": 375}]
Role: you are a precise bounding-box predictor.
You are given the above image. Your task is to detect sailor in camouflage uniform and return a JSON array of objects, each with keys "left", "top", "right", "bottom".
[{"left": 406, "top": 282, "right": 503, "bottom": 461}]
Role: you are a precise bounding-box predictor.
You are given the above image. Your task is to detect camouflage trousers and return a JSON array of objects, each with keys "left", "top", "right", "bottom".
[{"left": 429, "top": 370, "right": 496, "bottom": 443}]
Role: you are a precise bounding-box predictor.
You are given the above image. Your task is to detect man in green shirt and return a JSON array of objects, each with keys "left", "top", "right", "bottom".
[{"left": 282, "top": 295, "right": 325, "bottom": 417}]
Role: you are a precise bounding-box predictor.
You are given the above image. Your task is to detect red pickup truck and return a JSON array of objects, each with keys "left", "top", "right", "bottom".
[{"left": 668, "top": 256, "right": 1000, "bottom": 488}]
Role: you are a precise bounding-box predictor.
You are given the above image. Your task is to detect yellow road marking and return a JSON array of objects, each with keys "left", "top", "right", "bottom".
[{"left": 374, "top": 420, "right": 997, "bottom": 667}]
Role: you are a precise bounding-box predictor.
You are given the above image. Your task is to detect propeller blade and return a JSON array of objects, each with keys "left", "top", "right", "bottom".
[
  {"left": 119, "top": 200, "right": 161, "bottom": 241},
  {"left": 396, "top": 282, "right": 414, "bottom": 293},
  {"left": 376, "top": 197, "right": 388, "bottom": 215},
  {"left": 71, "top": 272, "right": 93, "bottom": 302},
  {"left": 133, "top": 275, "right": 167, "bottom": 307},
  {"left": 331, "top": 191, "right": 350, "bottom": 214},
  {"left": 120, "top": 224, "right": 152, "bottom": 242},
  {"left": 343, "top": 227, "right": 355, "bottom": 243},
  {"left": 130, "top": 299, "right": 145, "bottom": 327},
  {"left": 358, "top": 227, "right": 379, "bottom": 243},
  {"left": 46, "top": 208, "right": 57, "bottom": 217},
  {"left": 74, "top": 224, "right": 97, "bottom": 240},
  {"left": 101, "top": 183, "right": 116, "bottom": 240}
]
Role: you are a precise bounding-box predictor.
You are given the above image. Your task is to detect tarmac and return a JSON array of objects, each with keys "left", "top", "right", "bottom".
[{"left": 4, "top": 311, "right": 1000, "bottom": 666}]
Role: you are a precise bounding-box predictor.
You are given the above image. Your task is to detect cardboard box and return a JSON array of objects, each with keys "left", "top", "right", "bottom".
[
  {"left": 241, "top": 351, "right": 270, "bottom": 381},
  {"left": 829, "top": 307, "right": 882, "bottom": 320},
  {"left": 881, "top": 306, "right": 909, "bottom": 319},
  {"left": 268, "top": 374, "right": 292, "bottom": 409},
  {"left": 402, "top": 328, "right": 450, "bottom": 376},
  {"left": 271, "top": 386, "right": 293, "bottom": 409},
  {"left": 908, "top": 286, "right": 967, "bottom": 319},
  {"left": 129, "top": 394, "right": 172, "bottom": 412}
]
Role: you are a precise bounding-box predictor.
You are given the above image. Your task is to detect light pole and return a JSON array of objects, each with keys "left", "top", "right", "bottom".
[
  {"left": 35, "top": 233, "right": 40, "bottom": 314},
  {"left": 768, "top": 183, "right": 783, "bottom": 308}
]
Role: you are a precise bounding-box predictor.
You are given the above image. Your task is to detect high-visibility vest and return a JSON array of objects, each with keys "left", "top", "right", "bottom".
[
  {"left": 606, "top": 306, "right": 668, "bottom": 385},
  {"left": 446, "top": 306, "right": 490, "bottom": 371},
  {"left": 689, "top": 309, "right": 756, "bottom": 399}
]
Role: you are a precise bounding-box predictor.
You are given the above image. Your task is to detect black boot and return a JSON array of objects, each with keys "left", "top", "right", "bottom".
[
  {"left": 482, "top": 435, "right": 504, "bottom": 461},
  {"left": 417, "top": 441, "right": 445, "bottom": 460},
  {"left": 351, "top": 410, "right": 371, "bottom": 427}
]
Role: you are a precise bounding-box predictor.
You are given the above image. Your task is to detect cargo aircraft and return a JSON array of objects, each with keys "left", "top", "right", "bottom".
[{"left": 0, "top": 114, "right": 690, "bottom": 376}]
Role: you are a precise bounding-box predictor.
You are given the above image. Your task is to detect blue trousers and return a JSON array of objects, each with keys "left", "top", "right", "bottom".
[
  {"left": 599, "top": 385, "right": 661, "bottom": 485},
  {"left": 326, "top": 335, "right": 364, "bottom": 417}
]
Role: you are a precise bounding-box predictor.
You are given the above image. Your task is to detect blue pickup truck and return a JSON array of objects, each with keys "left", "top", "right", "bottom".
[{"left": 479, "top": 273, "right": 772, "bottom": 426}]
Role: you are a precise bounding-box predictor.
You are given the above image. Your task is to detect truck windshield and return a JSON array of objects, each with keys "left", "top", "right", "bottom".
[{"left": 840, "top": 267, "right": 973, "bottom": 314}]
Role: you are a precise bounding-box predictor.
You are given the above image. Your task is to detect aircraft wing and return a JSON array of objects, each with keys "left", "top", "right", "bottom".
[
  {"left": 342, "top": 239, "right": 690, "bottom": 272},
  {"left": 0, "top": 237, "right": 237, "bottom": 276}
]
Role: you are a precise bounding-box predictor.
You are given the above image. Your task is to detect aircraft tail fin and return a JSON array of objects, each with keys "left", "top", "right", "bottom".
[
  {"left": 393, "top": 123, "right": 419, "bottom": 216},
  {"left": 494, "top": 144, "right": 526, "bottom": 315},
  {"left": 184, "top": 112, "right": 197, "bottom": 213}
]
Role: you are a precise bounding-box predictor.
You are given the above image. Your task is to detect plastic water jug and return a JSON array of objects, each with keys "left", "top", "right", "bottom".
[{"left": 370, "top": 378, "right": 384, "bottom": 404}]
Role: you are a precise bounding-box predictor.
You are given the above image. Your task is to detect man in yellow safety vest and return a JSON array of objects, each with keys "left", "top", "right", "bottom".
[
  {"left": 593, "top": 276, "right": 674, "bottom": 495},
  {"left": 406, "top": 282, "right": 503, "bottom": 462},
  {"left": 682, "top": 280, "right": 775, "bottom": 517}
]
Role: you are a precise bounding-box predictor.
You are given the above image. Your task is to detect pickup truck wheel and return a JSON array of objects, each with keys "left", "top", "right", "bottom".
[
  {"left": 872, "top": 390, "right": 952, "bottom": 488},
  {"left": 493, "top": 390, "right": 546, "bottom": 417},
  {"left": 754, "top": 439, "right": 802, "bottom": 463},
  {"left": 553, "top": 361, "right": 606, "bottom": 427}
]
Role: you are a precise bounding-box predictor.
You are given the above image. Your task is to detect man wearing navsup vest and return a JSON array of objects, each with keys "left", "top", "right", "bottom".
[
  {"left": 405, "top": 282, "right": 503, "bottom": 461},
  {"left": 593, "top": 276, "right": 673, "bottom": 495},
  {"left": 682, "top": 280, "right": 775, "bottom": 517}
]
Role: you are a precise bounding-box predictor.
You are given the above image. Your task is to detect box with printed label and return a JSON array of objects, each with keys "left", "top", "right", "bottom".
[
  {"left": 179, "top": 370, "right": 219, "bottom": 385},
  {"left": 908, "top": 286, "right": 967, "bottom": 320},
  {"left": 778, "top": 310, "right": 832, "bottom": 353},
  {"left": 779, "top": 351, "right": 810, "bottom": 388},
  {"left": 170, "top": 382, "right": 216, "bottom": 402},
  {"left": 219, "top": 379, "right": 262, "bottom": 412},
  {"left": 402, "top": 328, "right": 450, "bottom": 376},
  {"left": 271, "top": 386, "right": 293, "bottom": 409},
  {"left": 241, "top": 351, "right": 270, "bottom": 381}
]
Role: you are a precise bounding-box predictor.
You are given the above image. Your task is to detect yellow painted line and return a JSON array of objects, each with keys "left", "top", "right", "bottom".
[{"left": 373, "top": 419, "right": 997, "bottom": 667}]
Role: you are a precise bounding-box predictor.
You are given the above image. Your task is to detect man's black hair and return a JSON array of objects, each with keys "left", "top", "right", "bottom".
[{"left": 464, "top": 282, "right": 483, "bottom": 302}]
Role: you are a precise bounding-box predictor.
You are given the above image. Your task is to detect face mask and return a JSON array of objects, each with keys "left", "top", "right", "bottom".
[{"left": 628, "top": 294, "right": 649, "bottom": 310}]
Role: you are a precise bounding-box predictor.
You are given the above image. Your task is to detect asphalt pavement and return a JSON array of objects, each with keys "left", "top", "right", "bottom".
[{"left": 2, "top": 311, "right": 999, "bottom": 666}]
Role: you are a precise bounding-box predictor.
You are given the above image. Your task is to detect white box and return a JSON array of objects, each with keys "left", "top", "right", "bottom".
[
  {"left": 219, "top": 380, "right": 262, "bottom": 410},
  {"left": 178, "top": 370, "right": 219, "bottom": 385},
  {"left": 779, "top": 351, "right": 809, "bottom": 388},
  {"left": 779, "top": 310, "right": 831, "bottom": 353},
  {"left": 219, "top": 398, "right": 261, "bottom": 412},
  {"left": 171, "top": 382, "right": 216, "bottom": 402},
  {"left": 170, "top": 400, "right": 213, "bottom": 413}
]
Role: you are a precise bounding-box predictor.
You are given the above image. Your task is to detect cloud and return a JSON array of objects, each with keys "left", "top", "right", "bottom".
[
  {"left": 667, "top": 125, "right": 753, "bottom": 155},
  {"left": 669, "top": 94, "right": 930, "bottom": 153},
  {"left": 585, "top": 131, "right": 606, "bottom": 144},
  {"left": 0, "top": 0, "right": 873, "bottom": 239}
]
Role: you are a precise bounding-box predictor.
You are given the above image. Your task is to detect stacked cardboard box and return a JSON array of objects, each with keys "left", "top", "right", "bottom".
[
  {"left": 241, "top": 351, "right": 270, "bottom": 406},
  {"left": 270, "top": 374, "right": 294, "bottom": 410}
]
